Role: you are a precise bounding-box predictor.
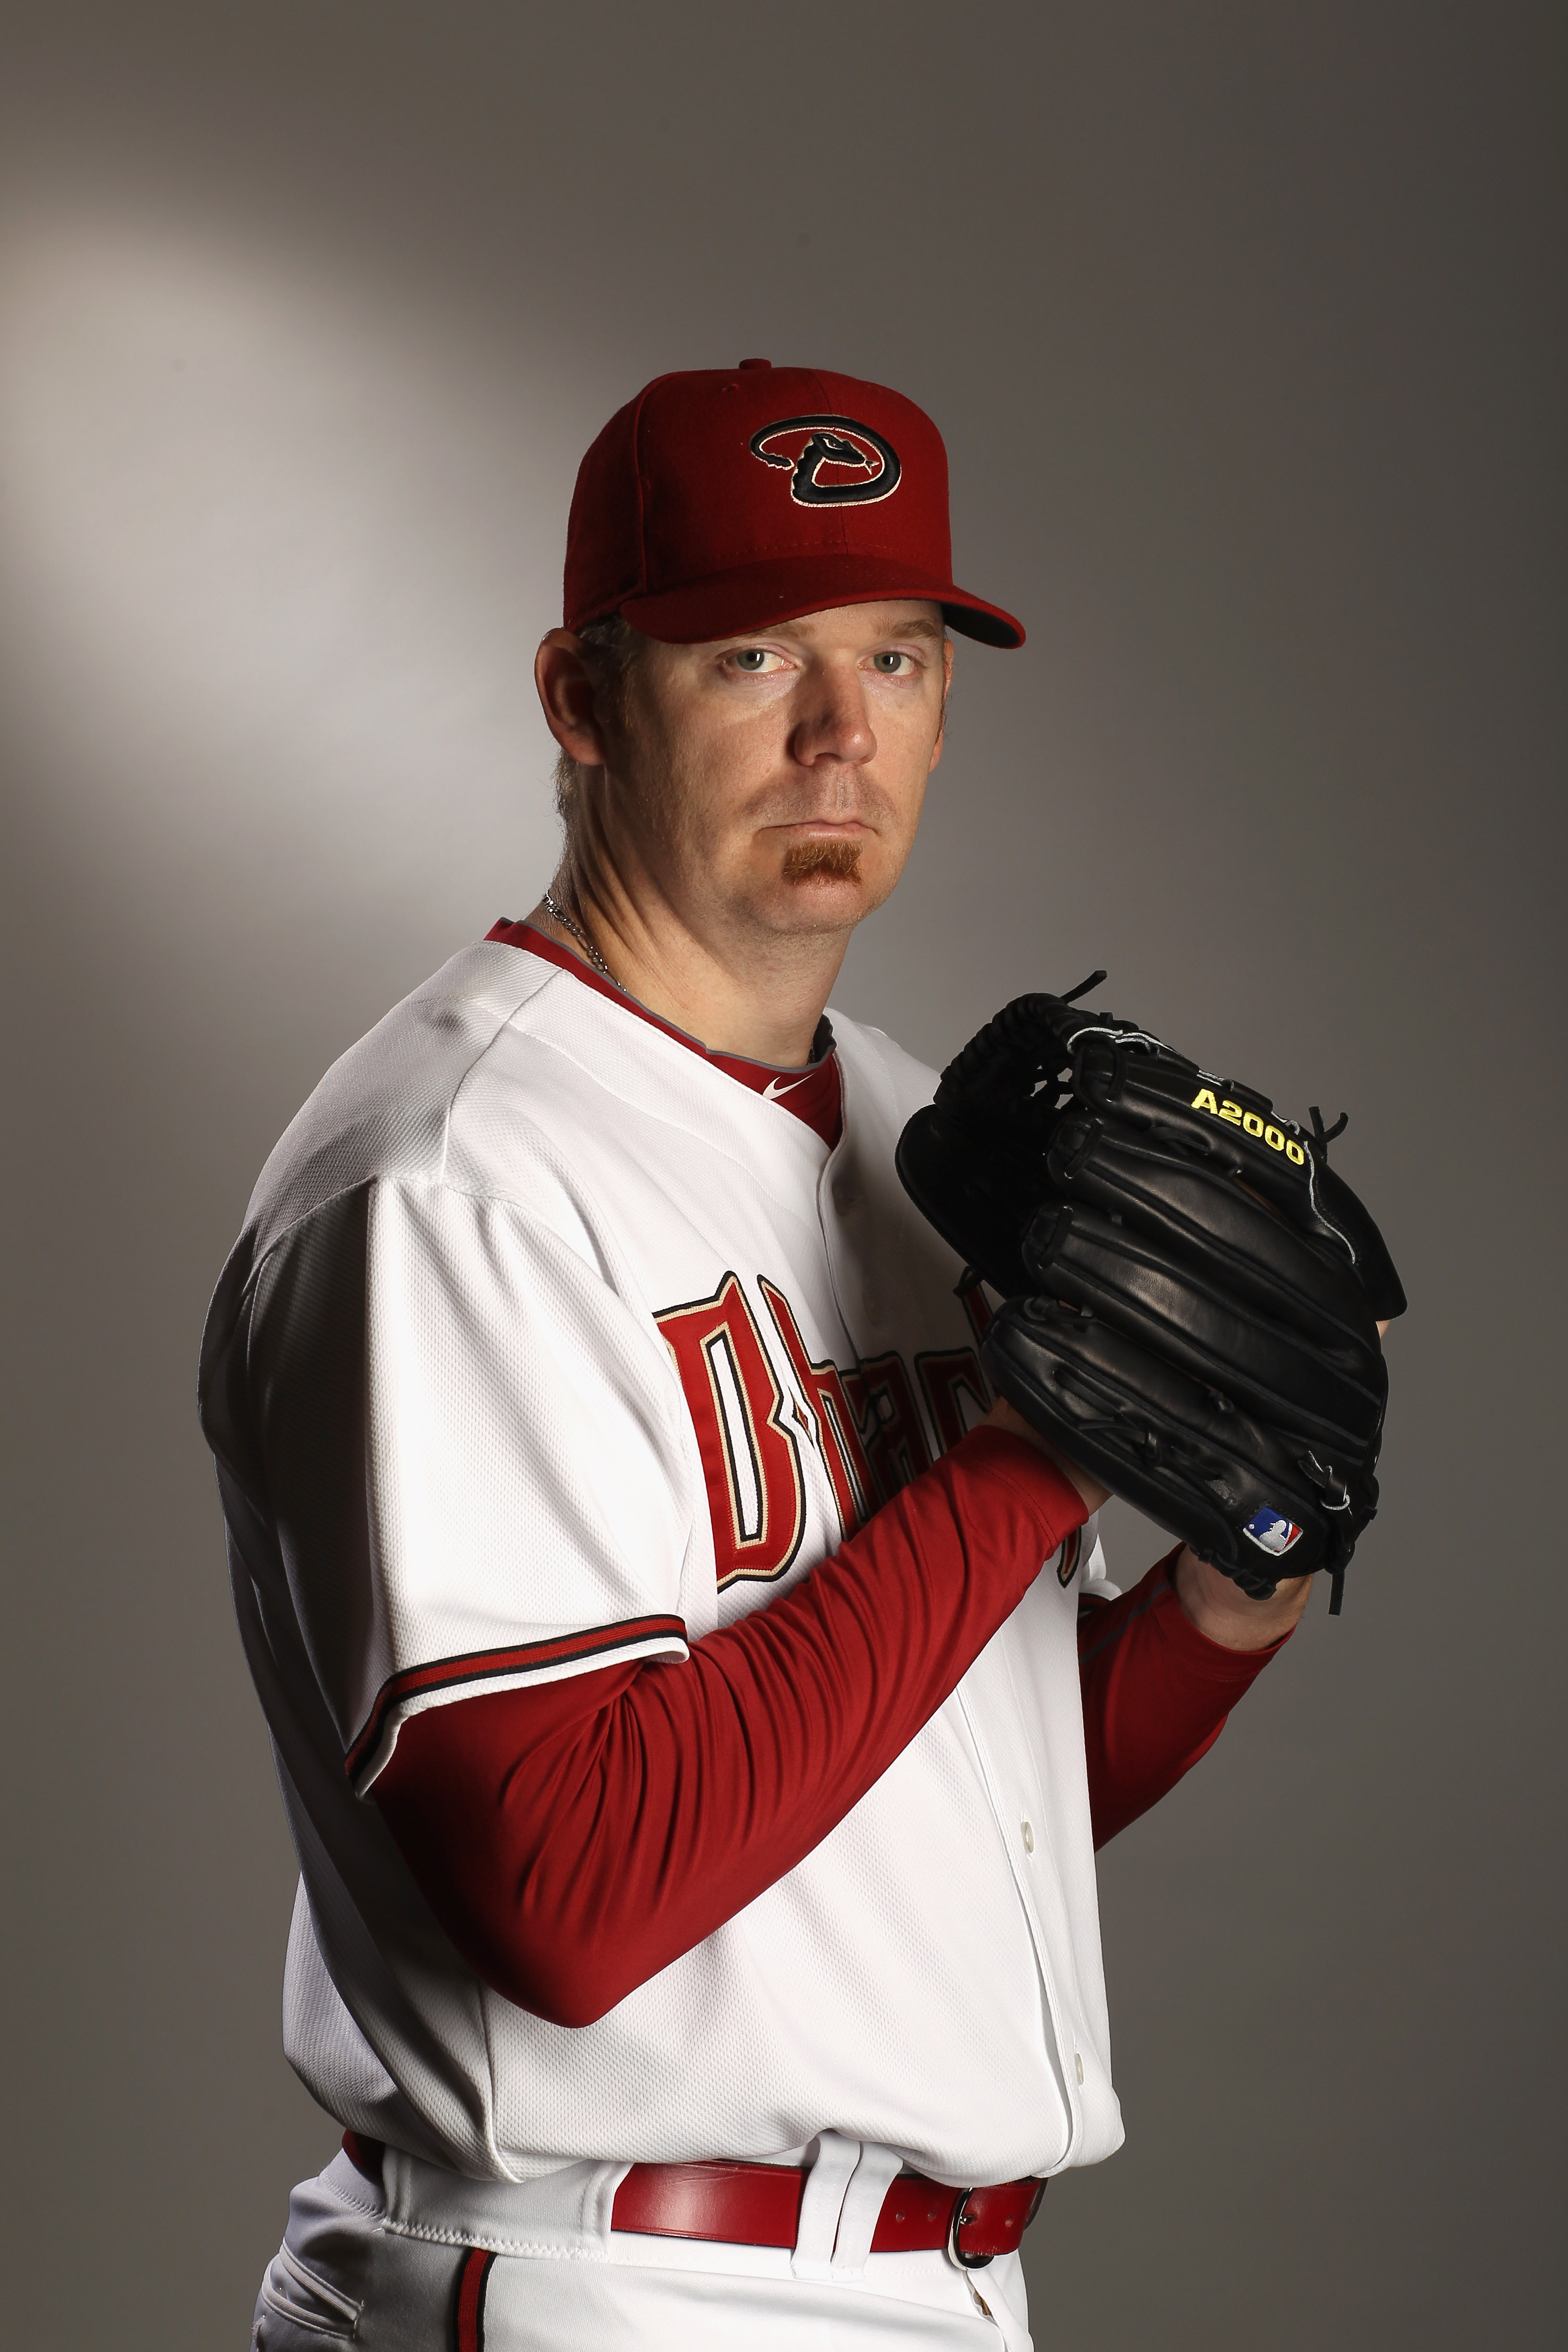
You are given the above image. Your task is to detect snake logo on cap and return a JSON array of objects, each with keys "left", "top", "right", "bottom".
[{"left": 749, "top": 415, "right": 902, "bottom": 507}]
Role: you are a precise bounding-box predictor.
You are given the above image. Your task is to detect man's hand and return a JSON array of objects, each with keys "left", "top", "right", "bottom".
[
  {"left": 985, "top": 1404, "right": 1310, "bottom": 1650},
  {"left": 901, "top": 995, "right": 1405, "bottom": 1606},
  {"left": 1172, "top": 1315, "right": 1392, "bottom": 1649},
  {"left": 990, "top": 1312, "right": 1393, "bottom": 1636},
  {"left": 984, "top": 1394, "right": 1110, "bottom": 1514}
]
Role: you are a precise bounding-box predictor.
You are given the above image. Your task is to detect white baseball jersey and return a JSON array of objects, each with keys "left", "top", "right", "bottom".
[{"left": 199, "top": 935, "right": 1125, "bottom": 2193}]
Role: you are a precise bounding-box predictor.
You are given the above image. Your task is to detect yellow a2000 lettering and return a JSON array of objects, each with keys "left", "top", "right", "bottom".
[{"left": 1190, "top": 1087, "right": 1307, "bottom": 1164}]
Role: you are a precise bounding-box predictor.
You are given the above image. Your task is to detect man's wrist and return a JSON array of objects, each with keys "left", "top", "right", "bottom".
[
  {"left": 1172, "top": 1545, "right": 1312, "bottom": 1651},
  {"left": 981, "top": 1395, "right": 1110, "bottom": 1513}
]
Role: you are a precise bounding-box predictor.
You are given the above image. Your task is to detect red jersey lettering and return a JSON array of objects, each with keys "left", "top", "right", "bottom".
[
  {"left": 856, "top": 1352, "right": 934, "bottom": 1503},
  {"left": 657, "top": 1275, "right": 806, "bottom": 1588},
  {"left": 759, "top": 1278, "right": 876, "bottom": 1539}
]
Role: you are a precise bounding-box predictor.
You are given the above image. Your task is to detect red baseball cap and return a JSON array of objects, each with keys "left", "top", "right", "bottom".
[{"left": 563, "top": 359, "right": 1024, "bottom": 649}]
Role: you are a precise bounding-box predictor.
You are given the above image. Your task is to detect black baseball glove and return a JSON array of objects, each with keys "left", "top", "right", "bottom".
[{"left": 895, "top": 977, "right": 1406, "bottom": 1611}]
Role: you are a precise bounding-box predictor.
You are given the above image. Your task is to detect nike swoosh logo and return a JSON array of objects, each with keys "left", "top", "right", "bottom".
[{"left": 761, "top": 1075, "right": 807, "bottom": 1102}]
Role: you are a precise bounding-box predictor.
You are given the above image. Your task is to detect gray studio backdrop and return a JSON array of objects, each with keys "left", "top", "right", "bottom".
[{"left": 2, "top": 6, "right": 1562, "bottom": 2347}]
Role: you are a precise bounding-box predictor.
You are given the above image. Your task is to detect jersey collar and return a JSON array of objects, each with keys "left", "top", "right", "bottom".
[{"left": 486, "top": 919, "right": 844, "bottom": 1150}]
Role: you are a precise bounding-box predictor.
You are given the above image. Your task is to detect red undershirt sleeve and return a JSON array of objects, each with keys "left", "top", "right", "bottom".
[
  {"left": 1077, "top": 1545, "right": 1293, "bottom": 1849},
  {"left": 374, "top": 1426, "right": 1085, "bottom": 2028}
]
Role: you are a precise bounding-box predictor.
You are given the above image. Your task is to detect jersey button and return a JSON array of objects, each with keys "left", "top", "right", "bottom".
[{"left": 1021, "top": 1820, "right": 1035, "bottom": 1854}]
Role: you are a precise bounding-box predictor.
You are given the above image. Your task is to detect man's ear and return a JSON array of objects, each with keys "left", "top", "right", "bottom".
[
  {"left": 535, "top": 630, "right": 609, "bottom": 767},
  {"left": 929, "top": 635, "right": 955, "bottom": 774}
]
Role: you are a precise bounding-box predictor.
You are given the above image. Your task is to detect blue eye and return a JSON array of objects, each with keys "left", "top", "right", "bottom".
[
  {"left": 872, "top": 651, "right": 907, "bottom": 674},
  {"left": 734, "top": 649, "right": 768, "bottom": 671}
]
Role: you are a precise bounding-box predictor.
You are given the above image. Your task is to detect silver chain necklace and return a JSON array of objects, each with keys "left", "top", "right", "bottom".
[{"left": 542, "top": 889, "right": 618, "bottom": 986}]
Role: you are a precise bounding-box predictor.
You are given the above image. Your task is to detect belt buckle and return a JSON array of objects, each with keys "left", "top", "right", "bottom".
[{"left": 946, "top": 2187, "right": 992, "bottom": 2270}]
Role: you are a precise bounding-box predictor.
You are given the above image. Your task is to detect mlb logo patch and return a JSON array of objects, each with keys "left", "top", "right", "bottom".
[{"left": 1242, "top": 1507, "right": 1304, "bottom": 1558}]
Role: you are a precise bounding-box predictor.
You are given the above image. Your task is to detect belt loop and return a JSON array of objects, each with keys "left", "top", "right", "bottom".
[
  {"left": 830, "top": 2142, "right": 905, "bottom": 2278},
  {"left": 790, "top": 2132, "right": 860, "bottom": 2279}
]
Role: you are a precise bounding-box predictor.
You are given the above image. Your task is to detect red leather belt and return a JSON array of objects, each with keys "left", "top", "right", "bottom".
[
  {"left": 343, "top": 2136, "right": 1043, "bottom": 2266},
  {"left": 614, "top": 2158, "right": 1045, "bottom": 2265}
]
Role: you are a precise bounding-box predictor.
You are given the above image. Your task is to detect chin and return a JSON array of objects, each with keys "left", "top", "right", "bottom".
[{"left": 748, "top": 877, "right": 872, "bottom": 934}]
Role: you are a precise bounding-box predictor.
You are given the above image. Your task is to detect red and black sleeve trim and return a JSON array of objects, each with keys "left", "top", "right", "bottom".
[
  {"left": 344, "top": 1614, "right": 688, "bottom": 1787},
  {"left": 452, "top": 2246, "right": 495, "bottom": 2352}
]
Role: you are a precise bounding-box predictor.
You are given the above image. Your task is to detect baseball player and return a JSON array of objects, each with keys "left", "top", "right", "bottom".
[{"left": 201, "top": 361, "right": 1394, "bottom": 2351}]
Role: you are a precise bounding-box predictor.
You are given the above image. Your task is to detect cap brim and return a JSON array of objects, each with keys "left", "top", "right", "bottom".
[{"left": 612, "top": 554, "right": 1024, "bottom": 649}]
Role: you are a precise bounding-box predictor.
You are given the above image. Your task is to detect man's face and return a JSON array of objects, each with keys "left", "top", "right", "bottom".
[{"left": 596, "top": 600, "right": 952, "bottom": 946}]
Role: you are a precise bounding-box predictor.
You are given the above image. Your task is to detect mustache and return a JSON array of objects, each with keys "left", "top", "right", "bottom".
[{"left": 781, "top": 837, "right": 864, "bottom": 884}]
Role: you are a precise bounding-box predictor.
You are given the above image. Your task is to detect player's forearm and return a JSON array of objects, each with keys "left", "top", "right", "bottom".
[
  {"left": 1078, "top": 1548, "right": 1293, "bottom": 1848},
  {"left": 375, "top": 1426, "right": 1085, "bottom": 2027}
]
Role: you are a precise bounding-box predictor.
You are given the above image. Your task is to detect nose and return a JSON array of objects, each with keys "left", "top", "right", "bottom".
[{"left": 788, "top": 660, "right": 877, "bottom": 772}]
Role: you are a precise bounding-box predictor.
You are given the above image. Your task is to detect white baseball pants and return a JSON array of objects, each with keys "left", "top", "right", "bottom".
[{"left": 251, "top": 2144, "right": 1035, "bottom": 2350}]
